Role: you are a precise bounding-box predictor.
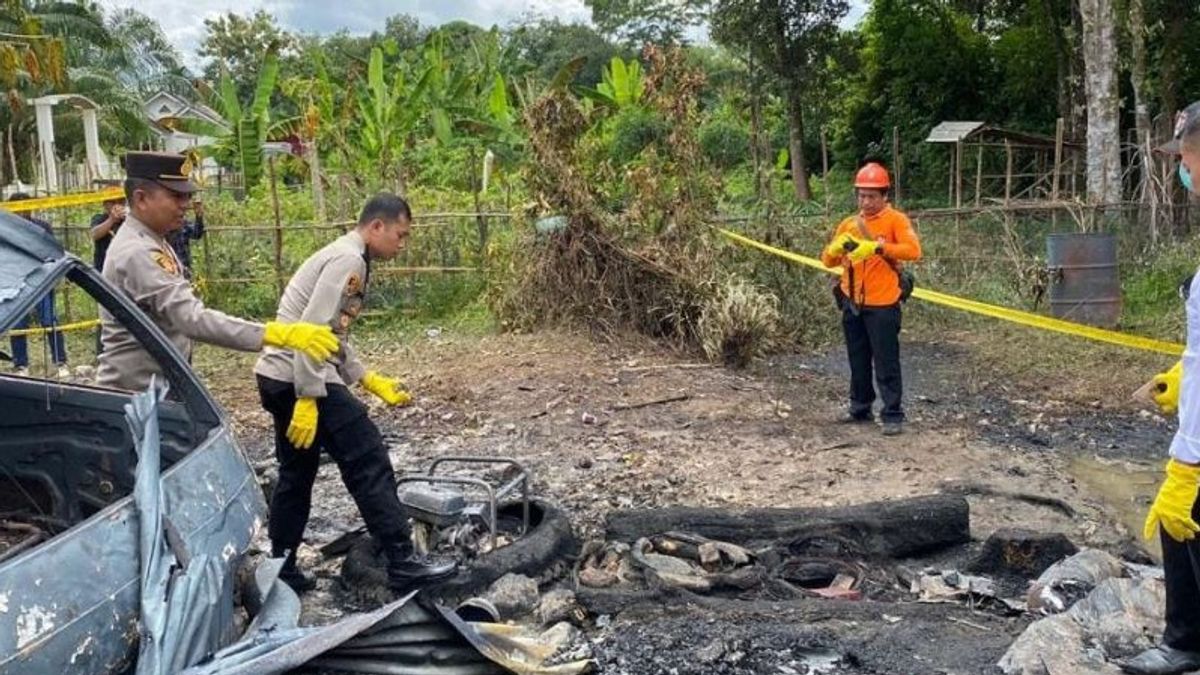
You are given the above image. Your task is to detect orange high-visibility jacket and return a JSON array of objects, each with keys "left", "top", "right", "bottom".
[{"left": 821, "top": 206, "right": 922, "bottom": 308}]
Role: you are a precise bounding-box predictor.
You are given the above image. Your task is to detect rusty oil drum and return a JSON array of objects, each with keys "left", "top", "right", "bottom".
[{"left": 1046, "top": 232, "right": 1122, "bottom": 328}]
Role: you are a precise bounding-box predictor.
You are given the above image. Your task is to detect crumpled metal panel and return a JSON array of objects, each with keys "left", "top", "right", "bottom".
[
  {"left": 0, "top": 210, "right": 62, "bottom": 327},
  {"left": 135, "top": 382, "right": 241, "bottom": 674},
  {"left": 182, "top": 566, "right": 593, "bottom": 675},
  {"left": 0, "top": 383, "right": 265, "bottom": 673}
]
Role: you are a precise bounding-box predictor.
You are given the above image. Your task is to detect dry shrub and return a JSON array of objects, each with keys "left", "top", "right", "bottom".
[
  {"left": 697, "top": 277, "right": 782, "bottom": 368},
  {"left": 489, "top": 45, "right": 780, "bottom": 364}
]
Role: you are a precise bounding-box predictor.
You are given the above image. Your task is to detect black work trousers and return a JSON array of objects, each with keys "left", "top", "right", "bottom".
[
  {"left": 1162, "top": 494, "right": 1200, "bottom": 651},
  {"left": 841, "top": 304, "right": 904, "bottom": 423},
  {"left": 257, "top": 375, "right": 410, "bottom": 554}
]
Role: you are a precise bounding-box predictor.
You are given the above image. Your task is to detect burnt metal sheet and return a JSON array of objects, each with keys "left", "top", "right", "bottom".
[
  {"left": 183, "top": 574, "right": 593, "bottom": 675},
  {"left": 136, "top": 381, "right": 243, "bottom": 674},
  {"left": 180, "top": 590, "right": 429, "bottom": 675},
  {"left": 0, "top": 383, "right": 265, "bottom": 674},
  {"left": 0, "top": 210, "right": 63, "bottom": 330}
]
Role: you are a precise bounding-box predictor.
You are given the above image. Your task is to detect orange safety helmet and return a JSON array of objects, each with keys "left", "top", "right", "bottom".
[{"left": 854, "top": 162, "right": 891, "bottom": 189}]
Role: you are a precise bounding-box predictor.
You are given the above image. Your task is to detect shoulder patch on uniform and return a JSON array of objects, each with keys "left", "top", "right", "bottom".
[
  {"left": 152, "top": 249, "right": 179, "bottom": 276},
  {"left": 344, "top": 273, "right": 362, "bottom": 296}
]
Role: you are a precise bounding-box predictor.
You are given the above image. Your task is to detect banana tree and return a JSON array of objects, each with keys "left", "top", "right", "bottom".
[
  {"left": 168, "top": 46, "right": 287, "bottom": 189},
  {"left": 353, "top": 43, "right": 428, "bottom": 192},
  {"left": 580, "top": 56, "right": 646, "bottom": 110}
]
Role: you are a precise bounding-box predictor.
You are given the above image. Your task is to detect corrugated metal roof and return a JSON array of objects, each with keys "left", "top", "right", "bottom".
[{"left": 926, "top": 121, "right": 985, "bottom": 143}]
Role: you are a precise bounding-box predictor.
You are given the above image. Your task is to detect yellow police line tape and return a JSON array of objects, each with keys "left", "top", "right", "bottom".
[
  {"left": 4, "top": 319, "right": 100, "bottom": 338},
  {"left": 716, "top": 227, "right": 1185, "bottom": 357},
  {"left": 2, "top": 187, "right": 124, "bottom": 213}
]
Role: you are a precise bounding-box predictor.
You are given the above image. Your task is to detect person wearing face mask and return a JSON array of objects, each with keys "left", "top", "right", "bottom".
[
  {"left": 1121, "top": 101, "right": 1200, "bottom": 675},
  {"left": 96, "top": 152, "right": 339, "bottom": 391},
  {"left": 253, "top": 193, "right": 457, "bottom": 595},
  {"left": 821, "top": 161, "right": 922, "bottom": 436}
]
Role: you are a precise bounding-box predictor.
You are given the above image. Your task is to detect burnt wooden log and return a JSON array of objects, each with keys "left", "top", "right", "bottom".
[
  {"left": 606, "top": 494, "right": 969, "bottom": 559},
  {"left": 967, "top": 528, "right": 1077, "bottom": 577}
]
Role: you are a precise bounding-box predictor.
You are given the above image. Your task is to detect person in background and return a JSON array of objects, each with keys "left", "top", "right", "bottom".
[
  {"left": 91, "top": 190, "right": 127, "bottom": 355},
  {"left": 168, "top": 196, "right": 204, "bottom": 279},
  {"left": 820, "top": 161, "right": 921, "bottom": 436},
  {"left": 90, "top": 192, "right": 126, "bottom": 272},
  {"left": 8, "top": 193, "right": 68, "bottom": 379}
]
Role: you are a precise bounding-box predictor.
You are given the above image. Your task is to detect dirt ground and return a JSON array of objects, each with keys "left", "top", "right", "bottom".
[{"left": 196, "top": 323, "right": 1178, "bottom": 674}]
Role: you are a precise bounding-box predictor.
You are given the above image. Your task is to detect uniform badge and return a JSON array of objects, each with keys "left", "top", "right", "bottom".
[
  {"left": 152, "top": 249, "right": 179, "bottom": 276},
  {"left": 344, "top": 274, "right": 362, "bottom": 296}
]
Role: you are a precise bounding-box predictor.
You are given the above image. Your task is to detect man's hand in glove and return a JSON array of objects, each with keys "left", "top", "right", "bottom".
[
  {"left": 263, "top": 322, "right": 339, "bottom": 362},
  {"left": 846, "top": 237, "right": 881, "bottom": 264},
  {"left": 361, "top": 371, "right": 412, "bottom": 406},
  {"left": 1145, "top": 459, "right": 1200, "bottom": 542},
  {"left": 824, "top": 232, "right": 853, "bottom": 259},
  {"left": 1153, "top": 361, "right": 1183, "bottom": 415},
  {"left": 286, "top": 397, "right": 319, "bottom": 450}
]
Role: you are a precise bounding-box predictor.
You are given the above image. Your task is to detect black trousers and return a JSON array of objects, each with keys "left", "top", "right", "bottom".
[
  {"left": 257, "top": 375, "right": 410, "bottom": 553},
  {"left": 1162, "top": 493, "right": 1200, "bottom": 651},
  {"left": 842, "top": 304, "right": 904, "bottom": 423}
]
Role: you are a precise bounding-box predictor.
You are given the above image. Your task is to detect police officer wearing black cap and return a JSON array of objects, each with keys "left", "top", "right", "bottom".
[
  {"left": 97, "top": 151, "right": 341, "bottom": 392},
  {"left": 1122, "top": 100, "right": 1200, "bottom": 675}
]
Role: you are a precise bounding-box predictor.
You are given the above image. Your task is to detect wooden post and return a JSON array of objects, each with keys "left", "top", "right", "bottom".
[
  {"left": 948, "top": 146, "right": 955, "bottom": 206},
  {"left": 1004, "top": 140, "right": 1014, "bottom": 205},
  {"left": 1071, "top": 154, "right": 1079, "bottom": 201},
  {"left": 309, "top": 143, "right": 326, "bottom": 225},
  {"left": 6, "top": 125, "right": 16, "bottom": 184},
  {"left": 201, "top": 221, "right": 212, "bottom": 300},
  {"left": 470, "top": 147, "right": 487, "bottom": 256},
  {"left": 955, "top": 141, "right": 964, "bottom": 208},
  {"left": 892, "top": 126, "right": 902, "bottom": 206},
  {"left": 974, "top": 143, "right": 984, "bottom": 206},
  {"left": 268, "top": 156, "right": 283, "bottom": 297},
  {"left": 1052, "top": 118, "right": 1064, "bottom": 203}
]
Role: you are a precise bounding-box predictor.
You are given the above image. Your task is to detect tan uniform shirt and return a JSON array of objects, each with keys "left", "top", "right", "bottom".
[
  {"left": 98, "top": 215, "right": 265, "bottom": 391},
  {"left": 254, "top": 230, "right": 368, "bottom": 398}
]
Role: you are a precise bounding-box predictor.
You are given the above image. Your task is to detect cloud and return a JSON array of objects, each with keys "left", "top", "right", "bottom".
[{"left": 97, "top": 0, "right": 589, "bottom": 69}]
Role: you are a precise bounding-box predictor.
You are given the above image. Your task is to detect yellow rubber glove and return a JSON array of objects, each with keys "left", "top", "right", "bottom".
[
  {"left": 1144, "top": 459, "right": 1200, "bottom": 542},
  {"left": 361, "top": 371, "right": 412, "bottom": 406},
  {"left": 286, "top": 397, "right": 319, "bottom": 450},
  {"left": 1153, "top": 361, "right": 1183, "bottom": 415},
  {"left": 824, "top": 232, "right": 853, "bottom": 259},
  {"left": 263, "top": 321, "right": 340, "bottom": 362},
  {"left": 846, "top": 237, "right": 881, "bottom": 264}
]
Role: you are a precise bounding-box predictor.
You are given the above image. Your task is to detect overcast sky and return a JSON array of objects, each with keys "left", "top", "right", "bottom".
[{"left": 98, "top": 0, "right": 868, "bottom": 70}]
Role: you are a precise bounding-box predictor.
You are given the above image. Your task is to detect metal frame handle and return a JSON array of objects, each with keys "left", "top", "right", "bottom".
[{"left": 427, "top": 456, "right": 530, "bottom": 535}]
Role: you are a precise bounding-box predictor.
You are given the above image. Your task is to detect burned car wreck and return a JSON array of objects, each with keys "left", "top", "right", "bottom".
[
  {"left": 0, "top": 209, "right": 265, "bottom": 672},
  {"left": 0, "top": 212, "right": 590, "bottom": 674}
]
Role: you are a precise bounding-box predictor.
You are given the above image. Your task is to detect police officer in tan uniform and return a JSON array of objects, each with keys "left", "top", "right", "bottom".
[
  {"left": 98, "top": 152, "right": 339, "bottom": 391},
  {"left": 255, "top": 193, "right": 456, "bottom": 593}
]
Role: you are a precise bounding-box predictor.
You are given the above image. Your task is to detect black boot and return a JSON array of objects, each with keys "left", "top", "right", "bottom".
[
  {"left": 273, "top": 546, "right": 317, "bottom": 594},
  {"left": 1119, "top": 645, "right": 1200, "bottom": 674},
  {"left": 382, "top": 540, "right": 457, "bottom": 593}
]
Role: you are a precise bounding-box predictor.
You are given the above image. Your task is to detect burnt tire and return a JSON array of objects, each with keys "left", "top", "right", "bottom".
[{"left": 339, "top": 499, "right": 577, "bottom": 607}]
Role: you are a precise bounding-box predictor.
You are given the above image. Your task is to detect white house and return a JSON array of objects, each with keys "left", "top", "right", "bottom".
[{"left": 143, "top": 91, "right": 227, "bottom": 181}]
